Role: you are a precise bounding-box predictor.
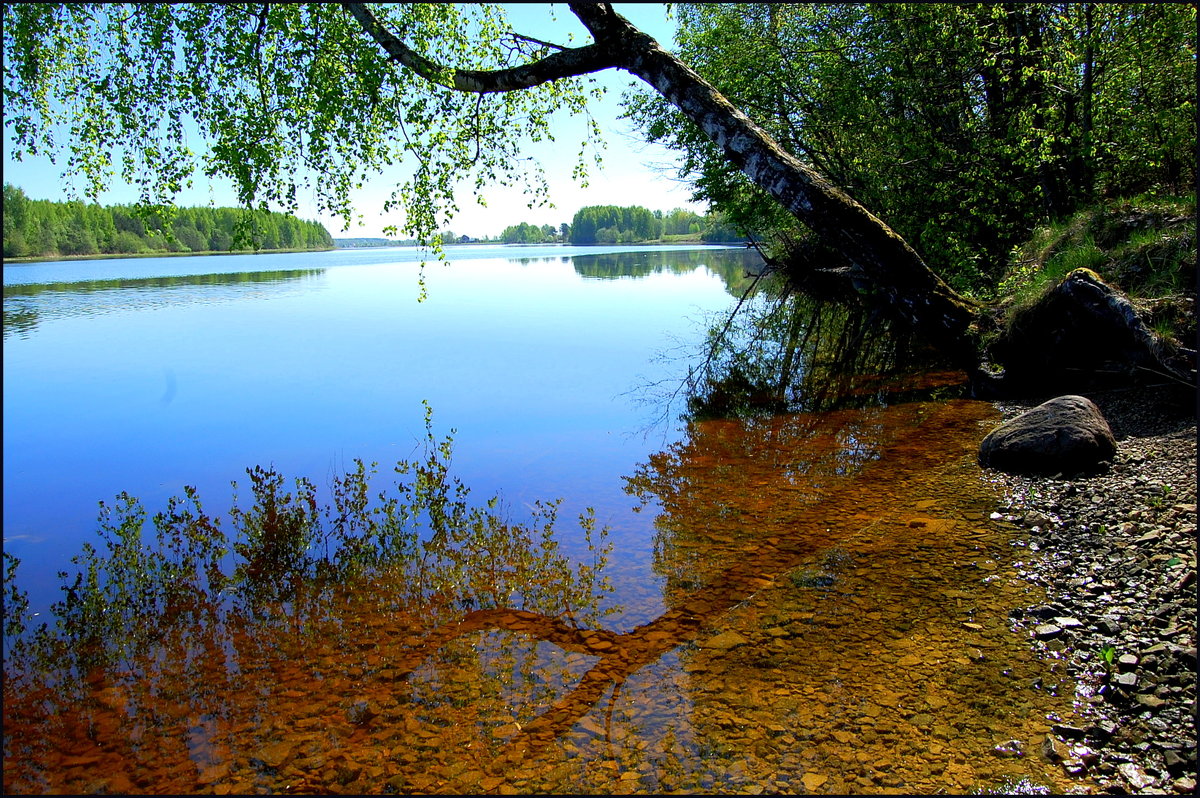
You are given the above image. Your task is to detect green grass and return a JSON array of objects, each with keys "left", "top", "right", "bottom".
[{"left": 997, "top": 194, "right": 1195, "bottom": 330}]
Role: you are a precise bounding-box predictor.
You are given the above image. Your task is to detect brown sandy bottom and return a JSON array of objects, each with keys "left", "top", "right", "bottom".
[{"left": 2, "top": 399, "right": 1092, "bottom": 794}]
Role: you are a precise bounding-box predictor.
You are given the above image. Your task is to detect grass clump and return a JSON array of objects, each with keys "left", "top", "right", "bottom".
[{"left": 996, "top": 195, "right": 1196, "bottom": 338}]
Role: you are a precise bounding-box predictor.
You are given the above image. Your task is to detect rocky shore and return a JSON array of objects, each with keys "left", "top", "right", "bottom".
[{"left": 988, "top": 387, "right": 1197, "bottom": 794}]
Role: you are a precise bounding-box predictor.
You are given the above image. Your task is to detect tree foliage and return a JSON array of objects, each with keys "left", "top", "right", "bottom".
[
  {"left": 2, "top": 184, "right": 333, "bottom": 258},
  {"left": 569, "top": 204, "right": 663, "bottom": 244},
  {"left": 2, "top": 3, "right": 602, "bottom": 247},
  {"left": 625, "top": 3, "right": 1197, "bottom": 294},
  {"left": 499, "top": 206, "right": 741, "bottom": 244},
  {"left": 500, "top": 221, "right": 567, "bottom": 244}
]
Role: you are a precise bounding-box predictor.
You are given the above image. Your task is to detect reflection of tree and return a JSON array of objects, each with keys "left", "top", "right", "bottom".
[
  {"left": 2, "top": 305, "right": 39, "bottom": 337},
  {"left": 1, "top": 408, "right": 620, "bottom": 792},
  {"left": 626, "top": 401, "right": 997, "bottom": 608},
  {"left": 687, "top": 285, "right": 971, "bottom": 420},
  {"left": 571, "top": 248, "right": 764, "bottom": 294},
  {"left": 2, "top": 268, "right": 324, "bottom": 338},
  {"left": 2, "top": 400, "right": 1005, "bottom": 793},
  {"left": 4, "top": 396, "right": 1060, "bottom": 792}
]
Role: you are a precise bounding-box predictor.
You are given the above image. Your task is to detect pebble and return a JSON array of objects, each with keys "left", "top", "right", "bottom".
[
  {"left": 992, "top": 388, "right": 1196, "bottom": 795},
  {"left": 800, "top": 772, "right": 828, "bottom": 791},
  {"left": 701, "top": 630, "right": 749, "bottom": 650},
  {"left": 1034, "top": 624, "right": 1063, "bottom": 640},
  {"left": 992, "top": 740, "right": 1024, "bottom": 758}
]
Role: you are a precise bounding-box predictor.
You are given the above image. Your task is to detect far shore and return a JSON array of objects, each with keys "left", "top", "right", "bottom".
[
  {"left": 2, "top": 246, "right": 337, "bottom": 265},
  {"left": 2, "top": 236, "right": 746, "bottom": 265}
]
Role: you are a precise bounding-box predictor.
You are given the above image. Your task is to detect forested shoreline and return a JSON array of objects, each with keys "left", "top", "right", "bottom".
[
  {"left": 2, "top": 184, "right": 334, "bottom": 260},
  {"left": 497, "top": 205, "right": 749, "bottom": 245}
]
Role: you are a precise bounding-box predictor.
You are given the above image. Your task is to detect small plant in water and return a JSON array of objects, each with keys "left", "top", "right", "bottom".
[
  {"left": 972, "top": 776, "right": 1052, "bottom": 795},
  {"left": 789, "top": 569, "right": 835, "bottom": 589},
  {"left": 2, "top": 403, "right": 615, "bottom": 689},
  {"left": 1098, "top": 644, "right": 1117, "bottom": 673},
  {"left": 789, "top": 546, "right": 851, "bottom": 589}
]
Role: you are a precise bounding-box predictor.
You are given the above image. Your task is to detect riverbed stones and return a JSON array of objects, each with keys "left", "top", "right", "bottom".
[
  {"left": 978, "top": 395, "right": 1116, "bottom": 475},
  {"left": 992, "top": 387, "right": 1196, "bottom": 794},
  {"left": 1034, "top": 624, "right": 1063, "bottom": 640},
  {"left": 800, "top": 772, "right": 828, "bottom": 791},
  {"left": 992, "top": 739, "right": 1025, "bottom": 758},
  {"left": 701, "top": 630, "right": 749, "bottom": 650},
  {"left": 1041, "top": 735, "right": 1071, "bottom": 763}
]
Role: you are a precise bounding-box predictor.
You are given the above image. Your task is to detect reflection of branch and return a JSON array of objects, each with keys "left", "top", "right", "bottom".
[
  {"left": 693, "top": 261, "right": 772, "bottom": 386},
  {"left": 380, "top": 530, "right": 825, "bottom": 758}
]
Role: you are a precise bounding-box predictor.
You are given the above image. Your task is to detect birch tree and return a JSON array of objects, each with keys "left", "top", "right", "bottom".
[{"left": 5, "top": 3, "right": 997, "bottom": 365}]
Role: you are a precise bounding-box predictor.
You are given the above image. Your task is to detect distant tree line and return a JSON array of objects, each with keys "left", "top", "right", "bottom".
[
  {"left": 2, "top": 184, "right": 334, "bottom": 258},
  {"left": 492, "top": 206, "right": 753, "bottom": 246},
  {"left": 569, "top": 205, "right": 662, "bottom": 244},
  {"left": 562, "top": 205, "right": 748, "bottom": 244},
  {"left": 499, "top": 222, "right": 570, "bottom": 244}
]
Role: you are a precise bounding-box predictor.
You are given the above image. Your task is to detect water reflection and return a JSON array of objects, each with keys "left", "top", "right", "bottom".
[
  {"left": 3, "top": 400, "right": 1092, "bottom": 794},
  {"left": 2, "top": 269, "right": 325, "bottom": 339},
  {"left": 686, "top": 290, "right": 970, "bottom": 420},
  {"left": 570, "top": 248, "right": 763, "bottom": 291}
]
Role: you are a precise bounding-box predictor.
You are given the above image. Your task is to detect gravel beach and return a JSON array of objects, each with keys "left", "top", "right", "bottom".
[{"left": 987, "top": 387, "right": 1197, "bottom": 794}]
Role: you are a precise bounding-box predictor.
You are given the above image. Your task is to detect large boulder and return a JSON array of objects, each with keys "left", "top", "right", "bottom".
[
  {"left": 984, "top": 268, "right": 1194, "bottom": 395},
  {"left": 979, "top": 395, "right": 1117, "bottom": 475}
]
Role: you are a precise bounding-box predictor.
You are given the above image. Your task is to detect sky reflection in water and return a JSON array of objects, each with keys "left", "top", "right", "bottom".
[
  {"left": 2, "top": 245, "right": 755, "bottom": 618},
  {"left": 2, "top": 245, "right": 1090, "bottom": 794}
]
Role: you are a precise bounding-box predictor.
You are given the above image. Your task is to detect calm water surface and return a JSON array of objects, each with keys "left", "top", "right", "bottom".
[
  {"left": 4, "top": 244, "right": 749, "bottom": 618},
  {"left": 2, "top": 244, "right": 1091, "bottom": 794}
]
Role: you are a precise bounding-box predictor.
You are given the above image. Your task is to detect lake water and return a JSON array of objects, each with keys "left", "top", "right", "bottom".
[
  {"left": 4, "top": 244, "right": 754, "bottom": 618},
  {"left": 2, "top": 244, "right": 1092, "bottom": 794}
]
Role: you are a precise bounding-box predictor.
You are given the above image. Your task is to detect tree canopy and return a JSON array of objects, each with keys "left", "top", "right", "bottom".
[
  {"left": 500, "top": 221, "right": 566, "bottom": 244},
  {"left": 626, "top": 3, "right": 1197, "bottom": 294},
  {"left": 2, "top": 3, "right": 603, "bottom": 245}
]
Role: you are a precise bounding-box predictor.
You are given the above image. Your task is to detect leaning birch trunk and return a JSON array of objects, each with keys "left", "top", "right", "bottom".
[
  {"left": 568, "top": 3, "right": 984, "bottom": 368},
  {"left": 346, "top": 1, "right": 983, "bottom": 367}
]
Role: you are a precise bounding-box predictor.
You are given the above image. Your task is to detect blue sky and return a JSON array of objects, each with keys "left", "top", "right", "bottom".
[{"left": 1, "top": 3, "right": 703, "bottom": 239}]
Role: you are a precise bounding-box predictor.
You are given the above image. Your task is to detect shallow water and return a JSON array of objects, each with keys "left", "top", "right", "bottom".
[
  {"left": 3, "top": 244, "right": 752, "bottom": 618},
  {"left": 2, "top": 397, "right": 1093, "bottom": 794}
]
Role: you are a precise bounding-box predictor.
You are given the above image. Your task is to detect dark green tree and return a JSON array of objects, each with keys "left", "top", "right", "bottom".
[
  {"left": 1, "top": 184, "right": 333, "bottom": 258},
  {"left": 626, "top": 3, "right": 1196, "bottom": 294}
]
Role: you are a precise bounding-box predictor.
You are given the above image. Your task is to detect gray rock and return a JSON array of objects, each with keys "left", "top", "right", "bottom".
[
  {"left": 1086, "top": 720, "right": 1118, "bottom": 741},
  {"left": 1114, "top": 672, "right": 1138, "bottom": 689},
  {"left": 1052, "top": 723, "right": 1087, "bottom": 740},
  {"left": 985, "top": 268, "right": 1192, "bottom": 393},
  {"left": 979, "top": 395, "right": 1117, "bottom": 475},
  {"left": 993, "top": 739, "right": 1025, "bottom": 758},
  {"left": 1034, "top": 624, "right": 1064, "bottom": 640},
  {"left": 1135, "top": 694, "right": 1167, "bottom": 710},
  {"left": 1162, "top": 749, "right": 1189, "bottom": 774},
  {"left": 1118, "top": 762, "right": 1157, "bottom": 790},
  {"left": 1041, "top": 735, "right": 1070, "bottom": 762}
]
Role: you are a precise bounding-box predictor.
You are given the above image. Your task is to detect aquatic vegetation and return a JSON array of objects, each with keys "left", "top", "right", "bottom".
[{"left": 3, "top": 403, "right": 614, "bottom": 691}]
